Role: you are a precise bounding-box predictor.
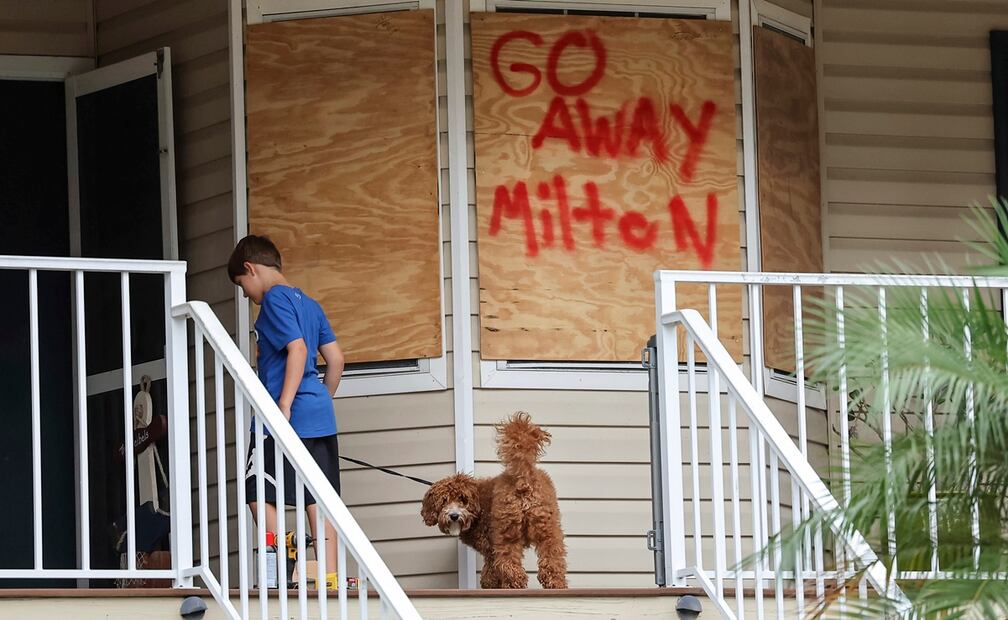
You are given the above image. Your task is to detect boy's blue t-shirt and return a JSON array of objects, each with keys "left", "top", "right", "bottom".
[{"left": 254, "top": 285, "right": 337, "bottom": 438}]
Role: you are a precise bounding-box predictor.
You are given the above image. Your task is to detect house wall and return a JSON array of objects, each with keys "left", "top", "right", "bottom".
[
  {"left": 228, "top": 0, "right": 829, "bottom": 590},
  {"left": 458, "top": 0, "right": 826, "bottom": 588},
  {"left": 0, "top": 0, "right": 94, "bottom": 56},
  {"left": 819, "top": 0, "right": 1008, "bottom": 272},
  {"left": 0, "top": 0, "right": 839, "bottom": 590},
  {"left": 10, "top": 0, "right": 1004, "bottom": 592},
  {"left": 227, "top": 0, "right": 784, "bottom": 589}
]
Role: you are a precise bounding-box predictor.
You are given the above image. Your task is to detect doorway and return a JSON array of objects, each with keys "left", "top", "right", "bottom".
[{"left": 0, "top": 50, "right": 177, "bottom": 585}]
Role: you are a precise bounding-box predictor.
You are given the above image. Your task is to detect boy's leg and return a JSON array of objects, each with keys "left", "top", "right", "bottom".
[
  {"left": 248, "top": 501, "right": 279, "bottom": 534},
  {"left": 303, "top": 434, "right": 341, "bottom": 580},
  {"left": 306, "top": 504, "right": 338, "bottom": 574},
  {"left": 246, "top": 434, "right": 281, "bottom": 539}
]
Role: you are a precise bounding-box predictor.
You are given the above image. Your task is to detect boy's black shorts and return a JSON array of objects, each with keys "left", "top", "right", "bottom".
[{"left": 245, "top": 433, "right": 341, "bottom": 506}]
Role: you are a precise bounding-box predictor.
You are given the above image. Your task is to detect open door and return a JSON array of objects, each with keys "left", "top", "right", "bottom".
[
  {"left": 64, "top": 49, "right": 178, "bottom": 576},
  {"left": 67, "top": 48, "right": 178, "bottom": 262}
]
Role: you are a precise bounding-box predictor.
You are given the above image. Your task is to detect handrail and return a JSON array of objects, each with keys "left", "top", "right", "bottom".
[
  {"left": 175, "top": 300, "right": 421, "bottom": 620},
  {"left": 0, "top": 254, "right": 187, "bottom": 273},
  {"left": 660, "top": 308, "right": 913, "bottom": 615},
  {"left": 655, "top": 269, "right": 1008, "bottom": 288}
]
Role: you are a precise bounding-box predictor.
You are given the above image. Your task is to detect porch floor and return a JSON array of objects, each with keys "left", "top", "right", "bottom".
[{"left": 0, "top": 586, "right": 709, "bottom": 619}]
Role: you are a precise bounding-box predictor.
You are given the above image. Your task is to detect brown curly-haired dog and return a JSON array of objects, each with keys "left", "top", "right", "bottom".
[{"left": 420, "top": 412, "right": 567, "bottom": 589}]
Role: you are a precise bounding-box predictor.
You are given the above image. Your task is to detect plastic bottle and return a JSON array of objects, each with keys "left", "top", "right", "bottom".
[{"left": 265, "top": 531, "right": 278, "bottom": 589}]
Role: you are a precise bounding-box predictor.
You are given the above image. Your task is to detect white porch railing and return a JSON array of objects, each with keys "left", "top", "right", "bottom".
[
  {"left": 0, "top": 256, "right": 419, "bottom": 620},
  {"left": 179, "top": 300, "right": 420, "bottom": 620},
  {"left": 653, "top": 270, "right": 1008, "bottom": 618},
  {"left": 0, "top": 255, "right": 192, "bottom": 584}
]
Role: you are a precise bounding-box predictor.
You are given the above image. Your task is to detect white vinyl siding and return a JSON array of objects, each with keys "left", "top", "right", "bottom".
[{"left": 819, "top": 0, "right": 1006, "bottom": 272}]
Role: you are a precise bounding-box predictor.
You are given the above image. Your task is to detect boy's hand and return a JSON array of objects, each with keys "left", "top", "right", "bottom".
[{"left": 279, "top": 338, "right": 308, "bottom": 423}]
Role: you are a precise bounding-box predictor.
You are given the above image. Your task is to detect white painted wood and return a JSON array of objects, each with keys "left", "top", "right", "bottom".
[
  {"left": 250, "top": 0, "right": 422, "bottom": 24},
  {"left": 480, "top": 0, "right": 730, "bottom": 19},
  {"left": 665, "top": 310, "right": 913, "bottom": 610}
]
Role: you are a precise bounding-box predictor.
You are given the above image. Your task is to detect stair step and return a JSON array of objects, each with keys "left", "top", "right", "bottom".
[
  {"left": 0, "top": 586, "right": 822, "bottom": 618},
  {"left": 0, "top": 586, "right": 706, "bottom": 619}
]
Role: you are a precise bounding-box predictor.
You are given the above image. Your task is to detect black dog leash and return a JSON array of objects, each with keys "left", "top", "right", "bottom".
[{"left": 340, "top": 455, "right": 433, "bottom": 486}]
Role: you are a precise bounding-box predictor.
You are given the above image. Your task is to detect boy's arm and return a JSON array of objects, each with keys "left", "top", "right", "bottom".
[
  {"left": 319, "top": 340, "right": 345, "bottom": 397},
  {"left": 278, "top": 338, "right": 309, "bottom": 420}
]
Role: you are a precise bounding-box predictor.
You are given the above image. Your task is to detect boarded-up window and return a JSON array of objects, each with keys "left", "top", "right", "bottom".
[
  {"left": 245, "top": 11, "right": 441, "bottom": 364},
  {"left": 754, "top": 25, "right": 822, "bottom": 373},
  {"left": 472, "top": 13, "right": 742, "bottom": 362}
]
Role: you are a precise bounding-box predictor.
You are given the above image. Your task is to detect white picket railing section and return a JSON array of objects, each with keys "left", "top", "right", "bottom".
[
  {"left": 0, "top": 255, "right": 419, "bottom": 620},
  {"left": 179, "top": 300, "right": 420, "bottom": 620},
  {"left": 654, "top": 270, "right": 1008, "bottom": 619},
  {"left": 0, "top": 255, "right": 192, "bottom": 584}
]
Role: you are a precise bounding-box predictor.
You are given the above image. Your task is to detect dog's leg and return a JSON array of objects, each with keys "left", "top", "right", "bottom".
[
  {"left": 490, "top": 545, "right": 527, "bottom": 589},
  {"left": 531, "top": 518, "right": 568, "bottom": 589},
  {"left": 479, "top": 552, "right": 501, "bottom": 589},
  {"left": 490, "top": 524, "right": 528, "bottom": 589}
]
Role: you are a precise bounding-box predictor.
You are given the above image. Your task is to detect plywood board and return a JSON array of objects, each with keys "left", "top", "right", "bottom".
[
  {"left": 246, "top": 11, "right": 441, "bottom": 363},
  {"left": 472, "top": 13, "right": 742, "bottom": 362},
  {"left": 754, "top": 26, "right": 823, "bottom": 373}
]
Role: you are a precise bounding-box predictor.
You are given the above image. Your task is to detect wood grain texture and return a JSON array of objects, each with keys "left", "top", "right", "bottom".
[
  {"left": 245, "top": 11, "right": 441, "bottom": 363},
  {"left": 754, "top": 26, "right": 822, "bottom": 373},
  {"left": 473, "top": 13, "right": 742, "bottom": 362}
]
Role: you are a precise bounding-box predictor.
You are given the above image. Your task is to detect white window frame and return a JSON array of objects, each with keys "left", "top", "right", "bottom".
[
  {"left": 247, "top": 0, "right": 434, "bottom": 24},
  {"left": 764, "top": 368, "right": 826, "bottom": 409},
  {"left": 751, "top": 2, "right": 821, "bottom": 408},
  {"left": 754, "top": 0, "right": 812, "bottom": 47},
  {"left": 473, "top": 0, "right": 730, "bottom": 20},
  {"left": 237, "top": 0, "right": 448, "bottom": 397},
  {"left": 473, "top": 0, "right": 730, "bottom": 390}
]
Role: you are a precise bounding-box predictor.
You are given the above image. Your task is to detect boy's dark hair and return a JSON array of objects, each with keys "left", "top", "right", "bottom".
[{"left": 228, "top": 235, "right": 282, "bottom": 282}]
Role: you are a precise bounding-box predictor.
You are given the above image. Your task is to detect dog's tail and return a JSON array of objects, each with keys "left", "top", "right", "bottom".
[{"left": 496, "top": 412, "right": 551, "bottom": 478}]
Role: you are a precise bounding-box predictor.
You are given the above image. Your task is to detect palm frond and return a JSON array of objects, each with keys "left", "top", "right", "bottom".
[{"left": 749, "top": 197, "right": 1008, "bottom": 619}]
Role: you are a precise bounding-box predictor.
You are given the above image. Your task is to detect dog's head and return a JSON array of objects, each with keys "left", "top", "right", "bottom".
[{"left": 420, "top": 473, "right": 481, "bottom": 537}]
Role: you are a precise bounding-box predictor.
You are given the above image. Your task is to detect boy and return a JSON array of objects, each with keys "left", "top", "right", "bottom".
[{"left": 228, "top": 234, "right": 344, "bottom": 589}]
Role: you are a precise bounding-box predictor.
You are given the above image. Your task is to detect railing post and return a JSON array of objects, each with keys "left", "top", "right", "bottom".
[
  {"left": 644, "top": 334, "right": 665, "bottom": 587},
  {"left": 654, "top": 273, "right": 687, "bottom": 585},
  {"left": 165, "top": 268, "right": 194, "bottom": 587}
]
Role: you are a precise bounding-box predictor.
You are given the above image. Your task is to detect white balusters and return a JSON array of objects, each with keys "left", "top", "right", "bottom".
[{"left": 29, "top": 269, "right": 43, "bottom": 570}]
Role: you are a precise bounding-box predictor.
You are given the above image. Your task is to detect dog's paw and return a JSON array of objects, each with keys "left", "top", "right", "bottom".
[
  {"left": 537, "top": 568, "right": 568, "bottom": 589},
  {"left": 493, "top": 561, "right": 529, "bottom": 589}
]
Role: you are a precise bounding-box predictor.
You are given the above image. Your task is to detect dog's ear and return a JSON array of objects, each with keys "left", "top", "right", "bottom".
[
  {"left": 420, "top": 486, "right": 441, "bottom": 526},
  {"left": 536, "top": 425, "right": 552, "bottom": 452},
  {"left": 460, "top": 479, "right": 482, "bottom": 518}
]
